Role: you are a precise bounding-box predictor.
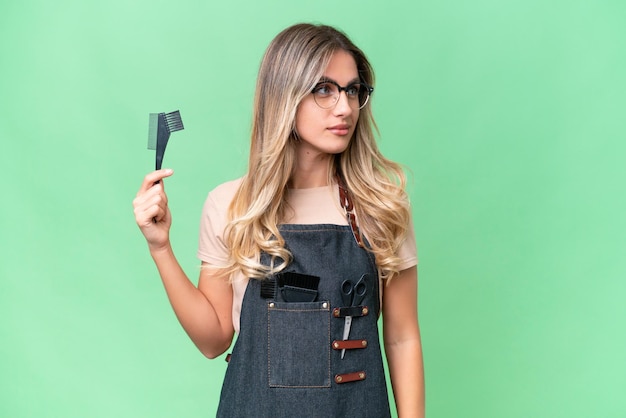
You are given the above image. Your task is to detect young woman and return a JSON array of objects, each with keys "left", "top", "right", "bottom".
[{"left": 133, "top": 23, "right": 424, "bottom": 417}]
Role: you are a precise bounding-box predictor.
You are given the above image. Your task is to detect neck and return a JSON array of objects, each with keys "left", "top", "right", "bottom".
[{"left": 290, "top": 153, "right": 333, "bottom": 189}]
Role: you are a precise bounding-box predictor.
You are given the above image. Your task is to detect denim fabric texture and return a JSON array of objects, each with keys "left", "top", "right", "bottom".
[
  {"left": 217, "top": 224, "right": 391, "bottom": 418},
  {"left": 268, "top": 300, "right": 331, "bottom": 388}
]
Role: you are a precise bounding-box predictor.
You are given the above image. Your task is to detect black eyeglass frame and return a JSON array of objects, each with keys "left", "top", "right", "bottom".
[{"left": 311, "top": 80, "right": 374, "bottom": 110}]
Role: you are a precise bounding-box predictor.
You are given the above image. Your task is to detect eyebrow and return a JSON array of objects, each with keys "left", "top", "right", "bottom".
[{"left": 317, "top": 76, "right": 361, "bottom": 85}]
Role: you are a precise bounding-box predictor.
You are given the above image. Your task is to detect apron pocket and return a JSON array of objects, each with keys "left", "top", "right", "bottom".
[{"left": 267, "top": 301, "right": 330, "bottom": 388}]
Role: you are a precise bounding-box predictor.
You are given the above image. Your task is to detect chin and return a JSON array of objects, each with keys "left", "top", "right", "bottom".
[
  {"left": 298, "top": 132, "right": 353, "bottom": 156},
  {"left": 324, "top": 140, "right": 351, "bottom": 155}
]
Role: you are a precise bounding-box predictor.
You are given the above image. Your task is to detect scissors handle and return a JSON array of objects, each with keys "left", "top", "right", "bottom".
[
  {"left": 351, "top": 275, "right": 367, "bottom": 306},
  {"left": 341, "top": 275, "right": 368, "bottom": 307},
  {"left": 341, "top": 280, "right": 353, "bottom": 306}
]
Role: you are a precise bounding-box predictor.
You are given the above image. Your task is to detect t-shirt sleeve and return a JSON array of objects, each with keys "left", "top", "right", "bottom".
[
  {"left": 197, "top": 179, "right": 241, "bottom": 267},
  {"left": 396, "top": 214, "right": 418, "bottom": 271}
]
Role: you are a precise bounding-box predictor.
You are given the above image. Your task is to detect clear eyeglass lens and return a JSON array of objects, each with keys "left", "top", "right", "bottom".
[{"left": 313, "top": 82, "right": 370, "bottom": 109}]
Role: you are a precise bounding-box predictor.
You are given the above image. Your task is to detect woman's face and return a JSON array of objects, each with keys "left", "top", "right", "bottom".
[{"left": 294, "top": 50, "right": 360, "bottom": 159}]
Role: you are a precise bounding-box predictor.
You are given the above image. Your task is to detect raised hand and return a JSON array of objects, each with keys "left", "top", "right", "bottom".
[{"left": 133, "top": 169, "right": 175, "bottom": 252}]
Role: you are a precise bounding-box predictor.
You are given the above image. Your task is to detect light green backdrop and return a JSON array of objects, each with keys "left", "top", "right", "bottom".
[{"left": 1, "top": 0, "right": 625, "bottom": 417}]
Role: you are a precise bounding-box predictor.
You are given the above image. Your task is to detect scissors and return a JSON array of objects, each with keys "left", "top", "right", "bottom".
[{"left": 340, "top": 274, "right": 368, "bottom": 359}]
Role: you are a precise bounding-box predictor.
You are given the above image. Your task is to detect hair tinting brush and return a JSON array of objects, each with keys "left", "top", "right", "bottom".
[{"left": 147, "top": 110, "right": 184, "bottom": 173}]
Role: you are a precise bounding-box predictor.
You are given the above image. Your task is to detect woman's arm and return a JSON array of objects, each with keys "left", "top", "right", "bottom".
[
  {"left": 150, "top": 250, "right": 234, "bottom": 358},
  {"left": 383, "top": 265, "right": 425, "bottom": 418},
  {"left": 133, "top": 170, "right": 234, "bottom": 358}
]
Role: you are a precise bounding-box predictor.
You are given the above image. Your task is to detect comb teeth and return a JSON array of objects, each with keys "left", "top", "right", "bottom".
[
  {"left": 147, "top": 113, "right": 159, "bottom": 150},
  {"left": 276, "top": 272, "right": 320, "bottom": 290},
  {"left": 164, "top": 110, "right": 184, "bottom": 133}
]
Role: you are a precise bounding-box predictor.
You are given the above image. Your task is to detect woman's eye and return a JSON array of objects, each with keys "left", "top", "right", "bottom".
[
  {"left": 314, "top": 83, "right": 334, "bottom": 96},
  {"left": 346, "top": 84, "right": 361, "bottom": 97}
]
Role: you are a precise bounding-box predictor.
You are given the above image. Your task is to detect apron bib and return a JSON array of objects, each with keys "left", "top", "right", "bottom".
[{"left": 217, "top": 224, "right": 391, "bottom": 418}]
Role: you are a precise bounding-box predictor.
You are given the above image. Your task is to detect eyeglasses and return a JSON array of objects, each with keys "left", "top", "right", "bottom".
[{"left": 311, "top": 80, "right": 374, "bottom": 110}]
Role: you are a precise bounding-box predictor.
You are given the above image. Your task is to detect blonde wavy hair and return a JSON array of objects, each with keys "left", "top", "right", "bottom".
[{"left": 224, "top": 23, "right": 411, "bottom": 281}]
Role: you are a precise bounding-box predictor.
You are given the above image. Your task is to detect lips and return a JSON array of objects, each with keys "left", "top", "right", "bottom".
[{"left": 328, "top": 124, "right": 350, "bottom": 136}]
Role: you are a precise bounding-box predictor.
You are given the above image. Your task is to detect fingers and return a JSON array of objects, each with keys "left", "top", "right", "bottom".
[
  {"left": 133, "top": 169, "right": 173, "bottom": 227},
  {"left": 137, "top": 169, "right": 174, "bottom": 196},
  {"left": 133, "top": 191, "right": 168, "bottom": 225},
  {"left": 133, "top": 181, "right": 168, "bottom": 207}
]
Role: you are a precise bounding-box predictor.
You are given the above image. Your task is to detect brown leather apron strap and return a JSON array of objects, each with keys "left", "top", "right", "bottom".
[
  {"left": 336, "top": 172, "right": 364, "bottom": 248},
  {"left": 333, "top": 306, "right": 370, "bottom": 318},
  {"left": 332, "top": 339, "right": 368, "bottom": 350},
  {"left": 334, "top": 371, "right": 366, "bottom": 384}
]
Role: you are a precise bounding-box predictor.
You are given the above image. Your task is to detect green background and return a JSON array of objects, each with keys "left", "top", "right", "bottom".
[{"left": 1, "top": 0, "right": 625, "bottom": 417}]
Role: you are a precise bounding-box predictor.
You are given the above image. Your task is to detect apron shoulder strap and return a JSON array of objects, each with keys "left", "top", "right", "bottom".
[{"left": 335, "top": 172, "right": 364, "bottom": 248}]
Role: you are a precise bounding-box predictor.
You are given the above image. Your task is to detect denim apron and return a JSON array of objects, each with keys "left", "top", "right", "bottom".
[{"left": 216, "top": 224, "right": 391, "bottom": 417}]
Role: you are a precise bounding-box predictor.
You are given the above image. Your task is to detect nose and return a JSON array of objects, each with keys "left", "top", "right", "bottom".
[{"left": 333, "top": 90, "right": 354, "bottom": 116}]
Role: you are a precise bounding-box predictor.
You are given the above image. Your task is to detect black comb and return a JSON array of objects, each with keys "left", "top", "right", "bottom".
[
  {"left": 276, "top": 272, "right": 320, "bottom": 302},
  {"left": 147, "top": 110, "right": 184, "bottom": 173}
]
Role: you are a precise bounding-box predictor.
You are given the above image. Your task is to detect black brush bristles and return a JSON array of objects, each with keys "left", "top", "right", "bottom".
[
  {"left": 260, "top": 278, "right": 277, "bottom": 299},
  {"left": 147, "top": 110, "right": 184, "bottom": 172},
  {"left": 164, "top": 110, "right": 184, "bottom": 133}
]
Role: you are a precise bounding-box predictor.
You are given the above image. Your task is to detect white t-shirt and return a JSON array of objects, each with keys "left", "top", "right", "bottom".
[{"left": 197, "top": 178, "right": 418, "bottom": 332}]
